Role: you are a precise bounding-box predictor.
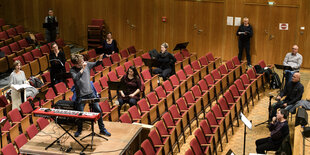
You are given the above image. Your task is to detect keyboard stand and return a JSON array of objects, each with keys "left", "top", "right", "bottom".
[
  {"left": 80, "top": 120, "right": 108, "bottom": 149},
  {"left": 45, "top": 118, "right": 89, "bottom": 154}
]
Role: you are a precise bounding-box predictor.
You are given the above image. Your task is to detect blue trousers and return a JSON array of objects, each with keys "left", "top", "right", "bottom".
[{"left": 76, "top": 93, "right": 105, "bottom": 132}]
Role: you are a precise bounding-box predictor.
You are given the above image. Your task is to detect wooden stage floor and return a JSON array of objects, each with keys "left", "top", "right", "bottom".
[{"left": 20, "top": 121, "right": 143, "bottom": 155}]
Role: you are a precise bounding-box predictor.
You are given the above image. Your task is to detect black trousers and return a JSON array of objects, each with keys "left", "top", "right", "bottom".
[
  {"left": 45, "top": 29, "right": 57, "bottom": 42},
  {"left": 153, "top": 68, "right": 172, "bottom": 80},
  {"left": 255, "top": 137, "right": 280, "bottom": 154},
  {"left": 238, "top": 40, "right": 251, "bottom": 65}
]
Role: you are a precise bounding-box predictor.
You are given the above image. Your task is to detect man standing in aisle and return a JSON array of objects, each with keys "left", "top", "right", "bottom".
[{"left": 237, "top": 17, "right": 253, "bottom": 67}]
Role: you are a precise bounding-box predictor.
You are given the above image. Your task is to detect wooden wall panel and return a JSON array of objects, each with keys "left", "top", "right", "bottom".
[{"left": 0, "top": 0, "right": 308, "bottom": 67}]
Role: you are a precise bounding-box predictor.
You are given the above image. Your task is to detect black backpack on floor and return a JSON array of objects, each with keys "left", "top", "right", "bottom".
[{"left": 270, "top": 72, "right": 281, "bottom": 89}]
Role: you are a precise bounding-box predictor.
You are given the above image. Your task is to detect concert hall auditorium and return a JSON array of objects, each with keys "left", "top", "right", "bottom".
[{"left": 0, "top": 0, "right": 310, "bottom": 154}]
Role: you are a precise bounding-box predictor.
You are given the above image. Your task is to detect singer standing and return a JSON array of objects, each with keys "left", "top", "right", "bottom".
[
  {"left": 44, "top": 9, "right": 59, "bottom": 42},
  {"left": 49, "top": 43, "right": 66, "bottom": 85},
  {"left": 236, "top": 17, "right": 253, "bottom": 67},
  {"left": 70, "top": 54, "right": 111, "bottom": 137}
]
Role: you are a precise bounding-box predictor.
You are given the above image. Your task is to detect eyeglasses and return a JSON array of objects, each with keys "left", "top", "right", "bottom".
[{"left": 292, "top": 48, "right": 298, "bottom": 50}]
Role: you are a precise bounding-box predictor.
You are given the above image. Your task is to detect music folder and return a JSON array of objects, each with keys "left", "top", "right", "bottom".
[
  {"left": 240, "top": 112, "right": 252, "bottom": 129},
  {"left": 142, "top": 58, "right": 159, "bottom": 68},
  {"left": 274, "top": 64, "right": 293, "bottom": 71},
  {"left": 43, "top": 22, "right": 58, "bottom": 29},
  {"left": 107, "top": 81, "right": 126, "bottom": 91},
  {"left": 173, "top": 42, "right": 189, "bottom": 51}
]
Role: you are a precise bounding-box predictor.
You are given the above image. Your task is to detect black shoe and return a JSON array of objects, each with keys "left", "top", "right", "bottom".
[
  {"left": 74, "top": 131, "right": 81, "bottom": 137},
  {"left": 100, "top": 129, "right": 111, "bottom": 136}
]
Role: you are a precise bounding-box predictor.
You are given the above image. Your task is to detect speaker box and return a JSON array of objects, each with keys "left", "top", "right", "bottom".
[{"left": 295, "top": 108, "right": 308, "bottom": 126}]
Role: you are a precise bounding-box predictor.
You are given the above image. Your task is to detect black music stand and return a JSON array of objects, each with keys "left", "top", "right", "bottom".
[
  {"left": 274, "top": 64, "right": 293, "bottom": 91},
  {"left": 43, "top": 22, "right": 58, "bottom": 29},
  {"left": 255, "top": 94, "right": 274, "bottom": 127},
  {"left": 173, "top": 42, "right": 189, "bottom": 54},
  {"left": 142, "top": 58, "right": 160, "bottom": 76},
  {"left": 80, "top": 98, "right": 109, "bottom": 149},
  {"left": 0, "top": 118, "right": 7, "bottom": 148}
]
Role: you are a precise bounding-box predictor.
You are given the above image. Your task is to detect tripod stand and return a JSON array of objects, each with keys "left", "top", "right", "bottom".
[
  {"left": 255, "top": 95, "right": 273, "bottom": 127},
  {"left": 80, "top": 98, "right": 108, "bottom": 149}
]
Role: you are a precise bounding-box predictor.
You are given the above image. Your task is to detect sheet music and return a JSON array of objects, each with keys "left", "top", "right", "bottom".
[
  {"left": 240, "top": 112, "right": 252, "bottom": 129},
  {"left": 11, "top": 84, "right": 32, "bottom": 91},
  {"left": 49, "top": 59, "right": 64, "bottom": 66}
]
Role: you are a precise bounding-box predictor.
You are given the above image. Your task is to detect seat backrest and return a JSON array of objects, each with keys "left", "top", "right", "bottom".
[
  {"left": 55, "top": 38, "right": 65, "bottom": 48},
  {"left": 1, "top": 143, "right": 18, "bottom": 155},
  {"left": 234, "top": 79, "right": 245, "bottom": 90},
  {"left": 22, "top": 52, "right": 34, "bottom": 63},
  {"left": 162, "top": 112, "right": 175, "bottom": 126},
  {"left": 40, "top": 45, "right": 50, "bottom": 55},
  {"left": 191, "top": 85, "right": 202, "bottom": 97},
  {"left": 191, "top": 60, "right": 201, "bottom": 70},
  {"left": 54, "top": 82, "right": 67, "bottom": 94},
  {"left": 99, "top": 76, "right": 109, "bottom": 88},
  {"left": 119, "top": 113, "right": 132, "bottom": 123},
  {"left": 206, "top": 52, "right": 215, "bottom": 61},
  {"left": 162, "top": 80, "right": 173, "bottom": 91},
  {"left": 190, "top": 138, "right": 203, "bottom": 155},
  {"left": 88, "top": 49, "right": 97, "bottom": 59},
  {"left": 155, "top": 86, "right": 166, "bottom": 98},
  {"left": 14, "top": 133, "right": 28, "bottom": 149},
  {"left": 31, "top": 48, "right": 42, "bottom": 58},
  {"left": 247, "top": 68, "right": 256, "bottom": 79},
  {"left": 93, "top": 81, "right": 102, "bottom": 92},
  {"left": 176, "top": 70, "right": 186, "bottom": 81},
  {"left": 102, "top": 57, "right": 112, "bottom": 66},
  {"left": 13, "top": 56, "right": 25, "bottom": 65},
  {"left": 141, "top": 69, "right": 152, "bottom": 81},
  {"left": 211, "top": 69, "right": 221, "bottom": 79},
  {"left": 204, "top": 74, "right": 215, "bottom": 85},
  {"left": 99, "top": 100, "right": 111, "bottom": 112},
  {"left": 183, "top": 65, "right": 194, "bottom": 75},
  {"left": 206, "top": 111, "right": 217, "bottom": 125},
  {"left": 199, "top": 56, "right": 209, "bottom": 66},
  {"left": 15, "top": 25, "right": 24, "bottom": 34},
  {"left": 17, "top": 39, "right": 29, "bottom": 48},
  {"left": 128, "top": 106, "right": 141, "bottom": 120},
  {"left": 194, "top": 128, "right": 208, "bottom": 145},
  {"left": 6, "top": 28, "right": 17, "bottom": 37},
  {"left": 0, "top": 95, "right": 9, "bottom": 107},
  {"left": 219, "top": 64, "right": 228, "bottom": 74},
  {"left": 181, "top": 49, "right": 191, "bottom": 58},
  {"left": 8, "top": 108, "right": 22, "bottom": 122},
  {"left": 146, "top": 92, "right": 158, "bottom": 105},
  {"left": 115, "top": 66, "right": 126, "bottom": 77},
  {"left": 20, "top": 101, "right": 33, "bottom": 114},
  {"left": 91, "top": 19, "right": 104, "bottom": 26},
  {"left": 211, "top": 104, "right": 224, "bottom": 117},
  {"left": 107, "top": 71, "right": 118, "bottom": 81},
  {"left": 127, "top": 46, "right": 137, "bottom": 54},
  {"left": 155, "top": 120, "right": 169, "bottom": 136},
  {"left": 120, "top": 49, "right": 129, "bottom": 58},
  {"left": 198, "top": 79, "right": 209, "bottom": 91},
  {"left": 124, "top": 61, "right": 133, "bottom": 71},
  {"left": 45, "top": 87, "right": 56, "bottom": 100},
  {"left": 9, "top": 42, "right": 21, "bottom": 51},
  {"left": 185, "top": 148, "right": 195, "bottom": 155},
  {"left": 137, "top": 98, "right": 150, "bottom": 111},
  {"left": 169, "top": 105, "right": 181, "bottom": 118},
  {"left": 200, "top": 120, "right": 213, "bottom": 134},
  {"left": 232, "top": 56, "right": 241, "bottom": 65},
  {"left": 176, "top": 97, "right": 188, "bottom": 111},
  {"left": 240, "top": 74, "right": 250, "bottom": 85},
  {"left": 174, "top": 52, "right": 184, "bottom": 61},
  {"left": 258, "top": 60, "right": 267, "bottom": 68},
  {"left": 37, "top": 117, "right": 49, "bottom": 130},
  {"left": 224, "top": 90, "right": 234, "bottom": 103},
  {"left": 148, "top": 129, "right": 163, "bottom": 146},
  {"left": 133, "top": 57, "right": 143, "bottom": 67},
  {"left": 141, "top": 139, "right": 156, "bottom": 155},
  {"left": 229, "top": 84, "right": 241, "bottom": 97},
  {"left": 134, "top": 150, "right": 143, "bottom": 155},
  {"left": 0, "top": 46, "right": 12, "bottom": 55},
  {"left": 26, "top": 124, "right": 39, "bottom": 139},
  {"left": 184, "top": 91, "right": 195, "bottom": 103},
  {"left": 35, "top": 33, "right": 45, "bottom": 41},
  {"left": 41, "top": 72, "right": 51, "bottom": 83},
  {"left": 111, "top": 53, "right": 120, "bottom": 63},
  {"left": 141, "top": 53, "right": 151, "bottom": 59},
  {"left": 225, "top": 60, "right": 235, "bottom": 69},
  {"left": 219, "top": 94, "right": 230, "bottom": 110}
]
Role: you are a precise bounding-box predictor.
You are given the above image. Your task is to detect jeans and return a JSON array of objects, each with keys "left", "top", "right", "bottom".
[
  {"left": 238, "top": 40, "right": 251, "bottom": 65},
  {"left": 269, "top": 100, "right": 294, "bottom": 121},
  {"left": 255, "top": 137, "right": 279, "bottom": 154},
  {"left": 153, "top": 68, "right": 172, "bottom": 80},
  {"left": 284, "top": 70, "right": 295, "bottom": 89},
  {"left": 118, "top": 98, "right": 137, "bottom": 114},
  {"left": 76, "top": 93, "right": 105, "bottom": 132},
  {"left": 289, "top": 100, "right": 310, "bottom": 113}
]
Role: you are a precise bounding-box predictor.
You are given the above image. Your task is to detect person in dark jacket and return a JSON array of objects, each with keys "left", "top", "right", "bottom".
[
  {"left": 49, "top": 43, "right": 66, "bottom": 85},
  {"left": 269, "top": 72, "right": 303, "bottom": 121},
  {"left": 236, "top": 17, "right": 253, "bottom": 67},
  {"left": 256, "top": 109, "right": 289, "bottom": 154},
  {"left": 102, "top": 32, "right": 119, "bottom": 57},
  {"left": 153, "top": 42, "right": 176, "bottom": 80}
]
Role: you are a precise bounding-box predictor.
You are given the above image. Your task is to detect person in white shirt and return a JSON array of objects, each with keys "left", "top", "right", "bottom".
[{"left": 283, "top": 45, "right": 302, "bottom": 88}]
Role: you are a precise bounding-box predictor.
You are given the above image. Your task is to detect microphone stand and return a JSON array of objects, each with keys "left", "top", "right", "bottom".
[{"left": 255, "top": 95, "right": 273, "bottom": 127}]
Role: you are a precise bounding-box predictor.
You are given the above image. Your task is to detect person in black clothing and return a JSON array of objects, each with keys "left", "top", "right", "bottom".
[
  {"left": 153, "top": 42, "right": 176, "bottom": 80},
  {"left": 102, "top": 32, "right": 119, "bottom": 57},
  {"left": 269, "top": 72, "right": 303, "bottom": 121},
  {"left": 236, "top": 17, "right": 253, "bottom": 67},
  {"left": 44, "top": 9, "right": 59, "bottom": 42},
  {"left": 49, "top": 43, "right": 66, "bottom": 85},
  {"left": 118, "top": 66, "right": 142, "bottom": 114},
  {"left": 256, "top": 109, "right": 289, "bottom": 154}
]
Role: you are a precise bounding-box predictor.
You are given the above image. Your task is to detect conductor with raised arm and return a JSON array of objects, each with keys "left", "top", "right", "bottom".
[{"left": 70, "top": 54, "right": 111, "bottom": 137}]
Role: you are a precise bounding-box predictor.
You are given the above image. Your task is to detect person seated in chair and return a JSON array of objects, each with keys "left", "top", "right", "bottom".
[
  {"left": 153, "top": 42, "right": 176, "bottom": 81},
  {"left": 256, "top": 109, "right": 289, "bottom": 154},
  {"left": 118, "top": 66, "right": 142, "bottom": 115},
  {"left": 269, "top": 72, "right": 303, "bottom": 121},
  {"left": 283, "top": 45, "right": 302, "bottom": 88}
]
